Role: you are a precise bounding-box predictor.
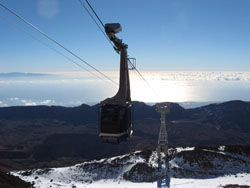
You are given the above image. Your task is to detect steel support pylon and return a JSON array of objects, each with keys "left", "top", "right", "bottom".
[
  {"left": 156, "top": 103, "right": 171, "bottom": 188},
  {"left": 156, "top": 103, "right": 169, "bottom": 159}
]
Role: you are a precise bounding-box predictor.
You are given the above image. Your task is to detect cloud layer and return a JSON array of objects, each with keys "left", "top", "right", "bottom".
[
  {"left": 0, "top": 71, "right": 250, "bottom": 106},
  {"left": 139, "top": 71, "right": 250, "bottom": 82},
  {"left": 0, "top": 98, "right": 55, "bottom": 107}
]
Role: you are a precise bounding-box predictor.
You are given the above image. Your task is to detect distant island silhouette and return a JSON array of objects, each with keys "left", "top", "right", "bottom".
[{"left": 0, "top": 72, "right": 53, "bottom": 77}]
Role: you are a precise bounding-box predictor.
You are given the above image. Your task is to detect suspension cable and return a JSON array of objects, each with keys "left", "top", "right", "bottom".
[
  {"left": 78, "top": 0, "right": 114, "bottom": 49},
  {"left": 85, "top": 0, "right": 105, "bottom": 28},
  {"left": 0, "top": 13, "right": 106, "bottom": 82},
  {"left": 128, "top": 59, "right": 159, "bottom": 97},
  {"left": 79, "top": 0, "right": 158, "bottom": 97},
  {"left": 0, "top": 2, "right": 118, "bottom": 86}
]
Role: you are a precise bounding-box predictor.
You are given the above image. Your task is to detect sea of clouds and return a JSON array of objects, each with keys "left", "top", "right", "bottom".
[{"left": 0, "top": 71, "right": 249, "bottom": 107}]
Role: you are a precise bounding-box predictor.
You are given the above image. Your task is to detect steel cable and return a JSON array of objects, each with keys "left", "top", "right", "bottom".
[{"left": 0, "top": 2, "right": 118, "bottom": 86}]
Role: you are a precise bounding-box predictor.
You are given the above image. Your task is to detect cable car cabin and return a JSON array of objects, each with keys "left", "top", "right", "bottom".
[
  {"left": 99, "top": 103, "right": 132, "bottom": 143},
  {"left": 99, "top": 22, "right": 134, "bottom": 143}
]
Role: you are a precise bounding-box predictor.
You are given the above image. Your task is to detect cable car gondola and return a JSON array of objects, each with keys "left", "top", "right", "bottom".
[{"left": 99, "top": 23, "right": 133, "bottom": 143}]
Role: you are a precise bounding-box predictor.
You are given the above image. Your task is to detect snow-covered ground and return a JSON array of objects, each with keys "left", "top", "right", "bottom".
[
  {"left": 12, "top": 173, "right": 250, "bottom": 188},
  {"left": 25, "top": 174, "right": 248, "bottom": 188},
  {"left": 12, "top": 146, "right": 250, "bottom": 188}
]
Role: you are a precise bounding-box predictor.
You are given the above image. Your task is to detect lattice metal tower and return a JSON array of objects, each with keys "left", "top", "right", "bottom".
[
  {"left": 156, "top": 103, "right": 171, "bottom": 188},
  {"left": 156, "top": 103, "right": 170, "bottom": 160}
]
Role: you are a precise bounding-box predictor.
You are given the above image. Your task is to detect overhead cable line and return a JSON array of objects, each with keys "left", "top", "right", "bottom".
[
  {"left": 0, "top": 13, "right": 104, "bottom": 81},
  {"left": 128, "top": 60, "right": 150, "bottom": 87},
  {"left": 85, "top": 0, "right": 105, "bottom": 28},
  {"left": 78, "top": 0, "right": 114, "bottom": 49},
  {"left": 128, "top": 59, "right": 159, "bottom": 98},
  {"left": 0, "top": 2, "right": 118, "bottom": 86},
  {"left": 78, "top": 0, "right": 156, "bottom": 93}
]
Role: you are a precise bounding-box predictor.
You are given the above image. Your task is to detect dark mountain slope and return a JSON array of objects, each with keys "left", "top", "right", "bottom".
[
  {"left": 133, "top": 101, "right": 187, "bottom": 121},
  {"left": 0, "top": 100, "right": 250, "bottom": 171},
  {"left": 0, "top": 104, "right": 98, "bottom": 124},
  {"left": 190, "top": 100, "right": 250, "bottom": 132},
  {"left": 0, "top": 101, "right": 188, "bottom": 124},
  {"left": 0, "top": 170, "right": 33, "bottom": 188}
]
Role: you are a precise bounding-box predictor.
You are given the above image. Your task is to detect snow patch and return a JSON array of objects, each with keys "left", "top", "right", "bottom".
[
  {"left": 11, "top": 146, "right": 250, "bottom": 188},
  {"left": 175, "top": 147, "right": 195, "bottom": 153}
]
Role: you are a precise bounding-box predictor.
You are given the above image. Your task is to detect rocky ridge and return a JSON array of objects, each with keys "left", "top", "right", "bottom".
[{"left": 12, "top": 145, "right": 250, "bottom": 187}]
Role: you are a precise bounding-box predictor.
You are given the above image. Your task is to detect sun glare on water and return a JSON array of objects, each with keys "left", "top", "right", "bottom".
[
  {"left": 131, "top": 79, "right": 187, "bottom": 103},
  {"left": 1, "top": 71, "right": 250, "bottom": 107},
  {"left": 129, "top": 71, "right": 250, "bottom": 103},
  {"left": 130, "top": 71, "right": 188, "bottom": 103}
]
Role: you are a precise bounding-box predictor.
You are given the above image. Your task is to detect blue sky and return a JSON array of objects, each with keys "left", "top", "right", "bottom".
[
  {"left": 0, "top": 0, "right": 250, "bottom": 72},
  {"left": 1, "top": 0, "right": 250, "bottom": 105}
]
